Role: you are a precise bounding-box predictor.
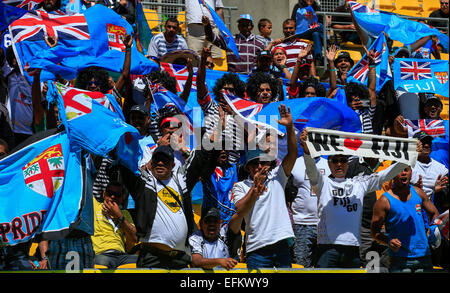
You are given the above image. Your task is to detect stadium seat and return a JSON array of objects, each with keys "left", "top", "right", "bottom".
[
  {"left": 437, "top": 95, "right": 449, "bottom": 120},
  {"left": 376, "top": 0, "right": 397, "bottom": 12},
  {"left": 336, "top": 49, "right": 363, "bottom": 63},
  {"left": 177, "top": 11, "right": 186, "bottom": 37},
  {"left": 213, "top": 51, "right": 229, "bottom": 71},
  {"left": 143, "top": 8, "right": 160, "bottom": 32}
]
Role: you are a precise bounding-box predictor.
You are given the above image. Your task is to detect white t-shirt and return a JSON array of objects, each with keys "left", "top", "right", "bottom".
[
  {"left": 141, "top": 176, "right": 188, "bottom": 251},
  {"left": 8, "top": 72, "right": 33, "bottom": 135},
  {"left": 291, "top": 156, "right": 330, "bottom": 225},
  {"left": 411, "top": 159, "right": 448, "bottom": 199},
  {"left": 189, "top": 225, "right": 229, "bottom": 259},
  {"left": 185, "top": 0, "right": 224, "bottom": 26},
  {"left": 231, "top": 166, "right": 294, "bottom": 253},
  {"left": 304, "top": 155, "right": 407, "bottom": 246}
]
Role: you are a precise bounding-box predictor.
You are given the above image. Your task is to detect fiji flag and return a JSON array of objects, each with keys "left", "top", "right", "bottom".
[
  {"left": 347, "top": 33, "right": 392, "bottom": 92},
  {"left": 134, "top": 0, "right": 153, "bottom": 56},
  {"left": 10, "top": 4, "right": 158, "bottom": 84},
  {"left": 223, "top": 92, "right": 362, "bottom": 135},
  {"left": 393, "top": 58, "right": 449, "bottom": 97},
  {"left": 349, "top": 1, "right": 449, "bottom": 51},
  {"left": 0, "top": 129, "right": 85, "bottom": 245},
  {"left": 295, "top": 5, "right": 319, "bottom": 36},
  {"left": 48, "top": 82, "right": 142, "bottom": 174},
  {"left": 2, "top": 0, "right": 43, "bottom": 11},
  {"left": 404, "top": 119, "right": 446, "bottom": 138},
  {"left": 197, "top": 0, "right": 239, "bottom": 59}
]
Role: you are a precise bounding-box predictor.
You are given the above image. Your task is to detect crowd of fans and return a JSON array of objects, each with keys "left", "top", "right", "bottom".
[{"left": 0, "top": 0, "right": 449, "bottom": 273}]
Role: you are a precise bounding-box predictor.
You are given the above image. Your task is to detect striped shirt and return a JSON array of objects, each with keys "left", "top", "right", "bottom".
[
  {"left": 255, "top": 35, "right": 272, "bottom": 49},
  {"left": 226, "top": 34, "right": 265, "bottom": 74},
  {"left": 355, "top": 105, "right": 376, "bottom": 134},
  {"left": 198, "top": 92, "right": 243, "bottom": 164},
  {"left": 147, "top": 33, "right": 188, "bottom": 60},
  {"left": 278, "top": 38, "right": 313, "bottom": 71}
]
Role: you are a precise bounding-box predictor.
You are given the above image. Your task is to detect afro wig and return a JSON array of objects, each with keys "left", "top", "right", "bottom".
[
  {"left": 246, "top": 72, "right": 279, "bottom": 102},
  {"left": 212, "top": 72, "right": 246, "bottom": 100}
]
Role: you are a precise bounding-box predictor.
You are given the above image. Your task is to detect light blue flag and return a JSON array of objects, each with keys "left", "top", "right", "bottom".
[
  {"left": 349, "top": 1, "right": 449, "bottom": 51},
  {"left": 393, "top": 58, "right": 449, "bottom": 97},
  {"left": 347, "top": 33, "right": 392, "bottom": 92},
  {"left": 198, "top": 0, "right": 239, "bottom": 59},
  {"left": 0, "top": 130, "right": 85, "bottom": 245},
  {"left": 12, "top": 4, "right": 158, "bottom": 84},
  {"left": 48, "top": 82, "right": 142, "bottom": 174},
  {"left": 431, "top": 120, "right": 449, "bottom": 169},
  {"left": 295, "top": 5, "right": 319, "bottom": 36}
]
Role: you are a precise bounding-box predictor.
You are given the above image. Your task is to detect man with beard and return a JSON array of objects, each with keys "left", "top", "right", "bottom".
[{"left": 371, "top": 165, "right": 440, "bottom": 272}]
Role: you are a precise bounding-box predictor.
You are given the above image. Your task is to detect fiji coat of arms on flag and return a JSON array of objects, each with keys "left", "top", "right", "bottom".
[{"left": 23, "top": 144, "right": 65, "bottom": 199}]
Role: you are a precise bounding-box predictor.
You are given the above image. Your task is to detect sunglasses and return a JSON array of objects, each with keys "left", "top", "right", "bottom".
[
  {"left": 205, "top": 61, "right": 215, "bottom": 68},
  {"left": 329, "top": 157, "right": 348, "bottom": 164},
  {"left": 222, "top": 86, "right": 236, "bottom": 92},
  {"left": 248, "top": 159, "right": 271, "bottom": 167}
]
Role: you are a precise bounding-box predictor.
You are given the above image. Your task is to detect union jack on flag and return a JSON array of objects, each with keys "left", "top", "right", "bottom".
[
  {"left": 2, "top": 0, "right": 43, "bottom": 11},
  {"left": 348, "top": 50, "right": 382, "bottom": 83},
  {"left": 9, "top": 9, "right": 90, "bottom": 43},
  {"left": 404, "top": 119, "right": 446, "bottom": 138},
  {"left": 222, "top": 91, "right": 263, "bottom": 119},
  {"left": 399, "top": 60, "right": 432, "bottom": 80},
  {"left": 348, "top": 1, "right": 378, "bottom": 14},
  {"left": 160, "top": 62, "right": 197, "bottom": 92}
]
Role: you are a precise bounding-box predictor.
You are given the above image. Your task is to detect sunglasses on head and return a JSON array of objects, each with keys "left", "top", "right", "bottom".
[{"left": 329, "top": 157, "right": 348, "bottom": 164}]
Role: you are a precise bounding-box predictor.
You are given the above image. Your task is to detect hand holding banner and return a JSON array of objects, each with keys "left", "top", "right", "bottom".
[{"left": 304, "top": 127, "right": 418, "bottom": 167}]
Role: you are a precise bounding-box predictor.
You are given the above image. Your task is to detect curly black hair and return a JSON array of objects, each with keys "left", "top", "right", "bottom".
[
  {"left": 344, "top": 82, "right": 369, "bottom": 105},
  {"left": 299, "top": 77, "right": 326, "bottom": 98},
  {"left": 246, "top": 72, "right": 279, "bottom": 102},
  {"left": 75, "top": 66, "right": 112, "bottom": 94},
  {"left": 212, "top": 72, "right": 246, "bottom": 100},
  {"left": 146, "top": 70, "right": 178, "bottom": 95}
]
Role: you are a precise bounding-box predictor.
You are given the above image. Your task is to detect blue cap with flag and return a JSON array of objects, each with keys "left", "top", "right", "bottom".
[{"left": 238, "top": 14, "right": 253, "bottom": 22}]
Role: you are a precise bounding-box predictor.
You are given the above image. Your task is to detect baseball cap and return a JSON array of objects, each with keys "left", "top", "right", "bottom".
[
  {"left": 413, "top": 131, "right": 433, "bottom": 142},
  {"left": 238, "top": 14, "right": 253, "bottom": 22},
  {"left": 334, "top": 51, "right": 354, "bottom": 67},
  {"left": 257, "top": 50, "right": 272, "bottom": 59},
  {"left": 201, "top": 207, "right": 221, "bottom": 221},
  {"left": 152, "top": 145, "right": 174, "bottom": 162},
  {"left": 425, "top": 96, "right": 443, "bottom": 107},
  {"left": 245, "top": 148, "right": 274, "bottom": 167},
  {"left": 130, "top": 104, "right": 149, "bottom": 116}
]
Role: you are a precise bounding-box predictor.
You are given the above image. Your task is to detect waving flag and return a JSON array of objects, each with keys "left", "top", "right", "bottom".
[
  {"left": 1, "top": 2, "right": 28, "bottom": 31},
  {"left": 295, "top": 5, "right": 319, "bottom": 36},
  {"left": 47, "top": 82, "right": 142, "bottom": 174},
  {"left": 223, "top": 92, "right": 362, "bottom": 136},
  {"left": 393, "top": 58, "right": 449, "bottom": 97},
  {"left": 0, "top": 129, "right": 85, "bottom": 245},
  {"left": 404, "top": 119, "right": 446, "bottom": 138},
  {"left": 349, "top": 1, "right": 449, "bottom": 51},
  {"left": 197, "top": 0, "right": 239, "bottom": 59},
  {"left": 10, "top": 4, "right": 158, "bottom": 84},
  {"left": 2, "top": 0, "right": 43, "bottom": 10},
  {"left": 347, "top": 33, "right": 392, "bottom": 92}
]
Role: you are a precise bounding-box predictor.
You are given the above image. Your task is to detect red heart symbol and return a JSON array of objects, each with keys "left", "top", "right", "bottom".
[{"left": 344, "top": 138, "right": 363, "bottom": 151}]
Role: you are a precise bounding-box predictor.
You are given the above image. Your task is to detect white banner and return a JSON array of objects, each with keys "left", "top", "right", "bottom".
[{"left": 305, "top": 127, "right": 418, "bottom": 167}]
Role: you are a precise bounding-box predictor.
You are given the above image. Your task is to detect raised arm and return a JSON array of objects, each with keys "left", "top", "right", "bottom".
[
  {"left": 288, "top": 44, "right": 313, "bottom": 97},
  {"left": 299, "top": 128, "right": 324, "bottom": 193},
  {"left": 179, "top": 58, "right": 194, "bottom": 103},
  {"left": 278, "top": 104, "right": 298, "bottom": 176},
  {"left": 325, "top": 44, "right": 338, "bottom": 98},
  {"left": 115, "top": 34, "right": 133, "bottom": 95},
  {"left": 234, "top": 166, "right": 270, "bottom": 217},
  {"left": 366, "top": 47, "right": 377, "bottom": 107},
  {"left": 197, "top": 46, "right": 211, "bottom": 103}
]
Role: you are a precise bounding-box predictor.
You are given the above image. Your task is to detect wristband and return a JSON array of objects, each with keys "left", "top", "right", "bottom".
[
  {"left": 329, "top": 68, "right": 336, "bottom": 72},
  {"left": 369, "top": 64, "right": 376, "bottom": 68},
  {"left": 280, "top": 65, "right": 287, "bottom": 70},
  {"left": 118, "top": 216, "right": 125, "bottom": 224},
  {"left": 125, "top": 47, "right": 131, "bottom": 52}
]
